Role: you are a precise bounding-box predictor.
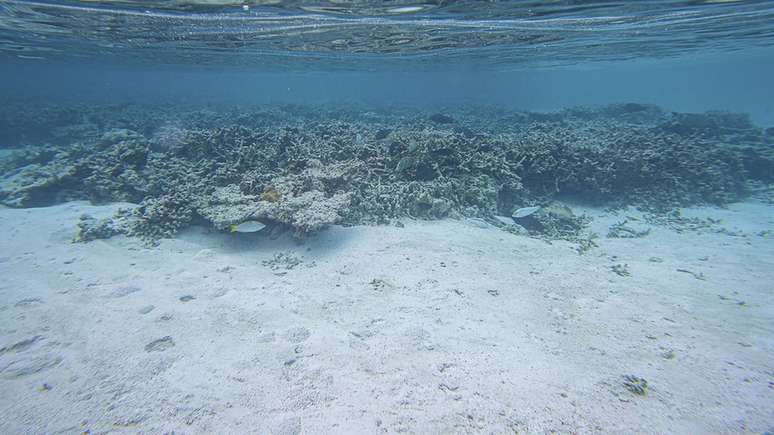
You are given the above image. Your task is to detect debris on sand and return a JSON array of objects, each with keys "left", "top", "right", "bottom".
[
  {"left": 676, "top": 268, "right": 707, "bottom": 280},
  {"left": 262, "top": 252, "right": 303, "bottom": 271},
  {"left": 610, "top": 263, "right": 631, "bottom": 277},
  {"left": 622, "top": 375, "right": 649, "bottom": 396},
  {"left": 607, "top": 220, "right": 651, "bottom": 238},
  {"left": 144, "top": 336, "right": 175, "bottom": 352}
]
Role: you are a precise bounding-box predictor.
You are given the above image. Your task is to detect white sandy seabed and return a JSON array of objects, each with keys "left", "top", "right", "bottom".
[{"left": 0, "top": 200, "right": 772, "bottom": 434}]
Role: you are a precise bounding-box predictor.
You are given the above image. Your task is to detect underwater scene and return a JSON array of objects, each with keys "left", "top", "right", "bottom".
[{"left": 1, "top": 0, "right": 774, "bottom": 433}]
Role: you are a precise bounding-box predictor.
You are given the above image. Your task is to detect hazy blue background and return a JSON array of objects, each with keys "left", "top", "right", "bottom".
[{"left": 3, "top": 47, "right": 773, "bottom": 126}]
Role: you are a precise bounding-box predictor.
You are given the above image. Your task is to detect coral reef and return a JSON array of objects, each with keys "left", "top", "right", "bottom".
[{"left": 1, "top": 102, "right": 771, "bottom": 243}]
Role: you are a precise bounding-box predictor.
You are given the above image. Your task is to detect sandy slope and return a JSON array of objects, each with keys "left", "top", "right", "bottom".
[{"left": 0, "top": 200, "right": 772, "bottom": 434}]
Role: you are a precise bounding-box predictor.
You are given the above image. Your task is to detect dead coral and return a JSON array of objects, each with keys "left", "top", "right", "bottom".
[
  {"left": 127, "top": 191, "right": 196, "bottom": 243},
  {"left": 512, "top": 202, "right": 589, "bottom": 241},
  {"left": 2, "top": 102, "right": 772, "bottom": 244},
  {"left": 196, "top": 184, "right": 260, "bottom": 230},
  {"left": 197, "top": 166, "right": 351, "bottom": 237},
  {"left": 74, "top": 214, "right": 122, "bottom": 242},
  {"left": 260, "top": 186, "right": 281, "bottom": 203},
  {"left": 607, "top": 220, "right": 651, "bottom": 238},
  {"left": 622, "top": 375, "right": 649, "bottom": 396},
  {"left": 250, "top": 169, "right": 352, "bottom": 236},
  {"left": 0, "top": 157, "right": 78, "bottom": 207}
]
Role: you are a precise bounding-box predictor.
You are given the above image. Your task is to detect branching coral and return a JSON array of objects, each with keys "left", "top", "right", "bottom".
[{"left": 1, "top": 102, "right": 771, "bottom": 243}]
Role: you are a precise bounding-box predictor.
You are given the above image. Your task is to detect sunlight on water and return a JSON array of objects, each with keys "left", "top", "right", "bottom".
[{"left": 1, "top": 0, "right": 773, "bottom": 69}]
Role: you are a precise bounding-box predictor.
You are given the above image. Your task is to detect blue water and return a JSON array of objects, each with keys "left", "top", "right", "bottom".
[
  {"left": 3, "top": 0, "right": 774, "bottom": 69},
  {"left": 2, "top": 0, "right": 774, "bottom": 122}
]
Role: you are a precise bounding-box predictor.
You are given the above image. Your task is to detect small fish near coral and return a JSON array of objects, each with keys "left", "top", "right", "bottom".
[
  {"left": 229, "top": 220, "right": 267, "bottom": 233},
  {"left": 512, "top": 206, "right": 541, "bottom": 218}
]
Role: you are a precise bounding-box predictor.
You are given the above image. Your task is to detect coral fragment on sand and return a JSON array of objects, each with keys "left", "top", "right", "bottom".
[{"left": 622, "top": 375, "right": 649, "bottom": 396}]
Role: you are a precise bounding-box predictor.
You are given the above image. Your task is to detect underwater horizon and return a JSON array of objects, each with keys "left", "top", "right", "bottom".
[{"left": 1, "top": 1, "right": 774, "bottom": 434}]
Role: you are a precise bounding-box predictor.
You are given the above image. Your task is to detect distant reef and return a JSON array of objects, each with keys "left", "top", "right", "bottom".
[{"left": 1, "top": 102, "right": 772, "bottom": 243}]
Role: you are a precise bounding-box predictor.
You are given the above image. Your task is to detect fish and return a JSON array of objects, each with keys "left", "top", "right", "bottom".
[
  {"left": 229, "top": 220, "right": 266, "bottom": 233},
  {"left": 512, "top": 206, "right": 541, "bottom": 218}
]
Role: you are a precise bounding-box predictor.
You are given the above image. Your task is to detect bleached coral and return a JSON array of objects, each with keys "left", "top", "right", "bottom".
[{"left": 2, "top": 102, "right": 772, "bottom": 244}]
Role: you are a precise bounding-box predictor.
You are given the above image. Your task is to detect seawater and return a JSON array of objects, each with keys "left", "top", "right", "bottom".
[{"left": 1, "top": 1, "right": 774, "bottom": 433}]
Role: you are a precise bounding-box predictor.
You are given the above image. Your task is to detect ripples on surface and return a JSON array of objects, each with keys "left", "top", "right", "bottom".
[{"left": 1, "top": 0, "right": 774, "bottom": 70}]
